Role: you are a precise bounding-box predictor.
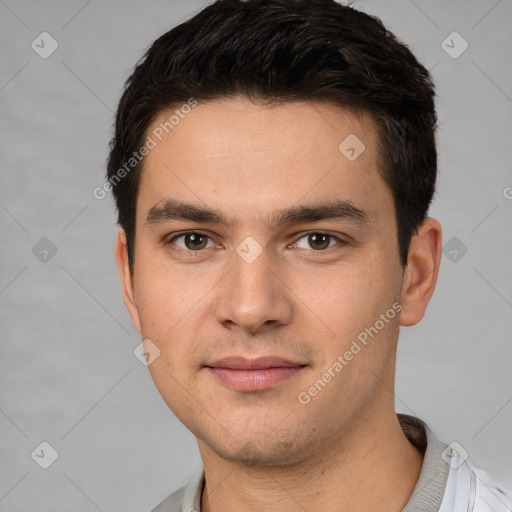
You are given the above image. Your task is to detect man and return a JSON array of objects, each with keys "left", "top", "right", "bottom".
[{"left": 106, "top": 1, "right": 511, "bottom": 510}]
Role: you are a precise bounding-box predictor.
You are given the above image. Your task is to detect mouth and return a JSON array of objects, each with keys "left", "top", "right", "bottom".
[{"left": 204, "top": 356, "right": 308, "bottom": 392}]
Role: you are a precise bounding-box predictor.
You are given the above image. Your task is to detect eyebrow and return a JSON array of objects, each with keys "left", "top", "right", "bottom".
[{"left": 144, "top": 198, "right": 369, "bottom": 230}]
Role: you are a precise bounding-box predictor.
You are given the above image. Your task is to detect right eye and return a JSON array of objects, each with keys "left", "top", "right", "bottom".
[{"left": 166, "top": 231, "right": 216, "bottom": 251}]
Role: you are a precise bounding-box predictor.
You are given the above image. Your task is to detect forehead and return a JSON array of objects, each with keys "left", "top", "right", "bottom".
[{"left": 137, "top": 96, "right": 391, "bottom": 227}]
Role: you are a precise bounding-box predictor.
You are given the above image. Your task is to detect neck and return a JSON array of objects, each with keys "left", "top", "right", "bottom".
[{"left": 199, "top": 408, "right": 424, "bottom": 512}]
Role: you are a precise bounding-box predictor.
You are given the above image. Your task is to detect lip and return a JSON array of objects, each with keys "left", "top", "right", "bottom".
[
  {"left": 206, "top": 356, "right": 304, "bottom": 370},
  {"left": 205, "top": 356, "right": 307, "bottom": 391}
]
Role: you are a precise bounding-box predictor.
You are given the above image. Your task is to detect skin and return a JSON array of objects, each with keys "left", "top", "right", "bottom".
[{"left": 115, "top": 96, "right": 442, "bottom": 512}]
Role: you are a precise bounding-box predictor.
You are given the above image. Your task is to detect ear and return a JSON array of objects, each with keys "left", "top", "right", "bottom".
[
  {"left": 399, "top": 218, "right": 442, "bottom": 326},
  {"left": 115, "top": 227, "right": 141, "bottom": 334}
]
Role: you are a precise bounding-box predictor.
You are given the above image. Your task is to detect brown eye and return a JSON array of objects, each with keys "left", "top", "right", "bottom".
[
  {"left": 184, "top": 233, "right": 208, "bottom": 250},
  {"left": 293, "top": 232, "right": 345, "bottom": 251},
  {"left": 170, "top": 232, "right": 214, "bottom": 251},
  {"left": 308, "top": 233, "right": 330, "bottom": 250}
]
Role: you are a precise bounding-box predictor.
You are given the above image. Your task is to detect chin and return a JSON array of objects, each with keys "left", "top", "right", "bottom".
[{"left": 202, "top": 428, "right": 314, "bottom": 467}]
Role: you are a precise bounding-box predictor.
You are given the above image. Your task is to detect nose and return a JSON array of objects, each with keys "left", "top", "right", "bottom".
[{"left": 214, "top": 241, "right": 293, "bottom": 334}]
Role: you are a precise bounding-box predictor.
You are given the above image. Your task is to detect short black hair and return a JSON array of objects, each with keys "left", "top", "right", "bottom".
[{"left": 107, "top": 0, "right": 437, "bottom": 270}]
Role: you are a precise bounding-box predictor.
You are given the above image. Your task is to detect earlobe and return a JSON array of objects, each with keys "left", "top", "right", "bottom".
[
  {"left": 399, "top": 218, "right": 442, "bottom": 327},
  {"left": 114, "top": 227, "right": 142, "bottom": 334}
]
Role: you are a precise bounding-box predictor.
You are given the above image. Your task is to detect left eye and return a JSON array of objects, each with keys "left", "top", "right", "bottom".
[{"left": 293, "top": 233, "right": 344, "bottom": 251}]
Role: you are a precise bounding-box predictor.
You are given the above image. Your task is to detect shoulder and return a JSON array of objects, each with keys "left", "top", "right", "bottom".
[
  {"left": 470, "top": 461, "right": 512, "bottom": 512},
  {"left": 446, "top": 446, "right": 512, "bottom": 512},
  {"left": 149, "top": 468, "right": 204, "bottom": 512},
  {"left": 150, "top": 485, "right": 187, "bottom": 512}
]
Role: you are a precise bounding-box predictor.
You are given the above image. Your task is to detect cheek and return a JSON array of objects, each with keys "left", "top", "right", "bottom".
[
  {"left": 303, "top": 257, "right": 400, "bottom": 354},
  {"left": 301, "top": 260, "right": 383, "bottom": 317},
  {"left": 133, "top": 252, "right": 202, "bottom": 332},
  {"left": 133, "top": 269, "right": 191, "bottom": 371}
]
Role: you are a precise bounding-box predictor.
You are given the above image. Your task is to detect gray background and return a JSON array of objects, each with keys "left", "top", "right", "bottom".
[{"left": 1, "top": 0, "right": 511, "bottom": 511}]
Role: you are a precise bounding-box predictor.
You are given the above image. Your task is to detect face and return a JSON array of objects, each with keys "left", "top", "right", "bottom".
[{"left": 116, "top": 96, "right": 440, "bottom": 466}]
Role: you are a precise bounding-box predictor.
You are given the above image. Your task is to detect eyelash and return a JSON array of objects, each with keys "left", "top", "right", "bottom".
[{"left": 164, "top": 231, "right": 348, "bottom": 253}]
